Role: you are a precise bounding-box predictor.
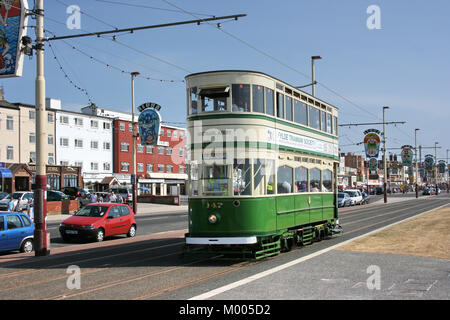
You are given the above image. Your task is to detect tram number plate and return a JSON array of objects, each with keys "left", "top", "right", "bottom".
[{"left": 206, "top": 201, "right": 223, "bottom": 209}]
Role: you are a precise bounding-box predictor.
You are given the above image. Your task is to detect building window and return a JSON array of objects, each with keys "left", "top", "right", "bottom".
[
  {"left": 166, "top": 165, "right": 173, "bottom": 173},
  {"left": 74, "top": 118, "right": 83, "bottom": 126},
  {"left": 146, "top": 145, "right": 153, "bottom": 154},
  {"left": 90, "top": 162, "right": 98, "bottom": 171},
  {"left": 48, "top": 113, "right": 54, "bottom": 123},
  {"left": 178, "top": 149, "right": 184, "bottom": 156},
  {"left": 64, "top": 175, "right": 78, "bottom": 188},
  {"left": 146, "top": 164, "right": 153, "bottom": 172},
  {"left": 48, "top": 153, "right": 55, "bottom": 164},
  {"left": 6, "top": 116, "right": 13, "bottom": 130},
  {"left": 29, "top": 110, "right": 35, "bottom": 120},
  {"left": 137, "top": 163, "right": 144, "bottom": 172},
  {"left": 121, "top": 142, "right": 129, "bottom": 152},
  {"left": 60, "top": 161, "right": 69, "bottom": 166},
  {"left": 48, "top": 174, "right": 60, "bottom": 190},
  {"left": 29, "top": 152, "right": 36, "bottom": 163},
  {"left": 103, "top": 141, "right": 111, "bottom": 150},
  {"left": 158, "top": 146, "right": 164, "bottom": 155},
  {"left": 48, "top": 134, "right": 54, "bottom": 145},
  {"left": 103, "top": 162, "right": 111, "bottom": 171},
  {"left": 60, "top": 137, "right": 69, "bottom": 147},
  {"left": 6, "top": 146, "right": 13, "bottom": 160},
  {"left": 29, "top": 132, "right": 36, "bottom": 144},
  {"left": 74, "top": 161, "right": 83, "bottom": 167},
  {"left": 90, "top": 140, "right": 99, "bottom": 149},
  {"left": 121, "top": 162, "right": 129, "bottom": 172},
  {"left": 90, "top": 120, "right": 98, "bottom": 129},
  {"left": 103, "top": 122, "right": 111, "bottom": 130},
  {"left": 74, "top": 139, "right": 83, "bottom": 148},
  {"left": 137, "top": 144, "right": 144, "bottom": 153},
  {"left": 158, "top": 164, "right": 165, "bottom": 173},
  {"left": 166, "top": 147, "right": 172, "bottom": 155},
  {"left": 120, "top": 123, "right": 125, "bottom": 131},
  {"left": 129, "top": 124, "right": 133, "bottom": 132},
  {"left": 60, "top": 116, "right": 69, "bottom": 124},
  {"left": 179, "top": 166, "right": 185, "bottom": 174},
  {"left": 167, "top": 130, "right": 171, "bottom": 137}
]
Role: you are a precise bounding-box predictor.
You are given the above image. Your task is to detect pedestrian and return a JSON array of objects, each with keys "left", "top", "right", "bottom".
[
  {"left": 98, "top": 193, "right": 104, "bottom": 203},
  {"left": 91, "top": 193, "right": 98, "bottom": 203},
  {"left": 109, "top": 191, "right": 117, "bottom": 203},
  {"left": 8, "top": 198, "right": 16, "bottom": 212},
  {"left": 117, "top": 194, "right": 123, "bottom": 203},
  {"left": 27, "top": 199, "right": 34, "bottom": 221}
]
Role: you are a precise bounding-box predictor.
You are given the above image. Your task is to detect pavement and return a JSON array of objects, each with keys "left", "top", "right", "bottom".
[{"left": 45, "top": 202, "right": 188, "bottom": 222}]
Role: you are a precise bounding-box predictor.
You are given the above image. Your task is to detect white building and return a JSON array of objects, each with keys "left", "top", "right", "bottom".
[
  {"left": 81, "top": 104, "right": 132, "bottom": 121},
  {"left": 54, "top": 102, "right": 114, "bottom": 186}
]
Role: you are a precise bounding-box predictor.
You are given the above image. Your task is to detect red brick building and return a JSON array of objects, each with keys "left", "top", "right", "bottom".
[{"left": 112, "top": 119, "right": 187, "bottom": 195}]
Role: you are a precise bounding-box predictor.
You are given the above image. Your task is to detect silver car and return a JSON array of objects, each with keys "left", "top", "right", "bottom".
[{"left": 0, "top": 191, "right": 34, "bottom": 211}]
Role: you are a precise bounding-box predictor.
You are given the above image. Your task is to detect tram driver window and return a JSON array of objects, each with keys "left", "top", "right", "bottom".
[
  {"left": 233, "top": 159, "right": 251, "bottom": 196},
  {"left": 309, "top": 168, "right": 321, "bottom": 192},
  {"left": 202, "top": 165, "right": 229, "bottom": 196},
  {"left": 232, "top": 84, "right": 250, "bottom": 112},
  {"left": 200, "top": 87, "right": 229, "bottom": 112},
  {"left": 277, "top": 165, "right": 293, "bottom": 194}
]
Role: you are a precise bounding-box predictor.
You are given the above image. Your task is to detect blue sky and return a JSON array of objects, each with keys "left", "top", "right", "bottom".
[{"left": 2, "top": 0, "right": 450, "bottom": 161}]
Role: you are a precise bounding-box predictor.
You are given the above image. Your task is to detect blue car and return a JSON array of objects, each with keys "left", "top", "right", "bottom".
[{"left": 0, "top": 212, "right": 34, "bottom": 253}]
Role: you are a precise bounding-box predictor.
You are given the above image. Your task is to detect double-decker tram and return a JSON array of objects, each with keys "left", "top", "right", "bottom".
[{"left": 184, "top": 70, "right": 341, "bottom": 260}]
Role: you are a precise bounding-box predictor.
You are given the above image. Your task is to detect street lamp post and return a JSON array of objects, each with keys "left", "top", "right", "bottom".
[
  {"left": 434, "top": 142, "right": 438, "bottom": 196},
  {"left": 131, "top": 72, "right": 140, "bottom": 214},
  {"left": 311, "top": 56, "right": 322, "bottom": 97},
  {"left": 414, "top": 129, "right": 419, "bottom": 198},
  {"left": 34, "top": 0, "right": 49, "bottom": 256},
  {"left": 383, "top": 106, "right": 389, "bottom": 203}
]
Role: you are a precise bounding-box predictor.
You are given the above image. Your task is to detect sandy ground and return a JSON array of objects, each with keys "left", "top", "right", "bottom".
[{"left": 337, "top": 206, "right": 450, "bottom": 260}]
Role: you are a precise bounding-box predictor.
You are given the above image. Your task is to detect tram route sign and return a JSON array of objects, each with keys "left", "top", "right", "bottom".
[
  {"left": 137, "top": 102, "right": 162, "bottom": 146},
  {"left": 363, "top": 129, "right": 381, "bottom": 159},
  {"left": 0, "top": 0, "right": 28, "bottom": 78}
]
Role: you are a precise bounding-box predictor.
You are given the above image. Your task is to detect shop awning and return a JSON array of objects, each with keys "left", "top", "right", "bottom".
[{"left": 0, "top": 168, "right": 12, "bottom": 178}]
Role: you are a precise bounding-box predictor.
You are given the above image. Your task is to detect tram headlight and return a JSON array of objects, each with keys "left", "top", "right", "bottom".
[{"left": 208, "top": 214, "right": 219, "bottom": 224}]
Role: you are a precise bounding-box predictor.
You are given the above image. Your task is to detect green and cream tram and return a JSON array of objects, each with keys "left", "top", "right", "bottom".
[{"left": 184, "top": 70, "right": 341, "bottom": 260}]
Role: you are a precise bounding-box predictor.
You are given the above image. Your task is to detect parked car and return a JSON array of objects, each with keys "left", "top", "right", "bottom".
[
  {"left": 344, "top": 189, "right": 363, "bottom": 205},
  {"left": 422, "top": 188, "right": 434, "bottom": 195},
  {"left": 0, "top": 192, "right": 34, "bottom": 211},
  {"left": 361, "top": 192, "right": 371, "bottom": 204},
  {"left": 106, "top": 187, "right": 133, "bottom": 203},
  {"left": 47, "top": 190, "right": 70, "bottom": 201},
  {"left": 338, "top": 192, "right": 352, "bottom": 207},
  {"left": 59, "top": 203, "right": 137, "bottom": 242},
  {"left": 0, "top": 211, "right": 34, "bottom": 253},
  {"left": 62, "top": 187, "right": 89, "bottom": 200}
]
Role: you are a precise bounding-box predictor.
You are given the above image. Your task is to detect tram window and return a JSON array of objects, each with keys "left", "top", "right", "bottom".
[
  {"left": 200, "top": 87, "right": 229, "bottom": 112},
  {"left": 309, "top": 168, "right": 321, "bottom": 192},
  {"left": 202, "top": 165, "right": 229, "bottom": 196},
  {"left": 309, "top": 106, "right": 320, "bottom": 130},
  {"left": 233, "top": 159, "right": 251, "bottom": 196},
  {"left": 294, "top": 167, "right": 308, "bottom": 193},
  {"left": 190, "top": 87, "right": 198, "bottom": 115},
  {"left": 232, "top": 84, "right": 250, "bottom": 112},
  {"left": 285, "top": 96, "right": 293, "bottom": 121},
  {"left": 276, "top": 93, "right": 284, "bottom": 119},
  {"left": 189, "top": 163, "right": 199, "bottom": 196},
  {"left": 321, "top": 111, "right": 326, "bottom": 132},
  {"left": 327, "top": 114, "right": 332, "bottom": 134},
  {"left": 277, "top": 165, "right": 293, "bottom": 194},
  {"left": 322, "top": 170, "right": 333, "bottom": 192},
  {"left": 294, "top": 100, "right": 308, "bottom": 126},
  {"left": 252, "top": 85, "right": 264, "bottom": 113},
  {"left": 265, "top": 88, "right": 275, "bottom": 116}
]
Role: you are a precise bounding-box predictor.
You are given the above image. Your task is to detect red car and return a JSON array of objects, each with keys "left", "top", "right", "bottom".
[{"left": 59, "top": 203, "right": 136, "bottom": 242}]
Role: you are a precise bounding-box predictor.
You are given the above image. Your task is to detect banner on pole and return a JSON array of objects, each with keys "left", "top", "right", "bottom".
[
  {"left": 400, "top": 145, "right": 414, "bottom": 167},
  {"left": 363, "top": 129, "right": 381, "bottom": 159},
  {"left": 0, "top": 0, "right": 28, "bottom": 78},
  {"left": 137, "top": 102, "right": 162, "bottom": 146}
]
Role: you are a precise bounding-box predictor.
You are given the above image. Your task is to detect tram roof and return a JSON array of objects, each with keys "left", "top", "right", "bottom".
[{"left": 185, "top": 70, "right": 339, "bottom": 111}]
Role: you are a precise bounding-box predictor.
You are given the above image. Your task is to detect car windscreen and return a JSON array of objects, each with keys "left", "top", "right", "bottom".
[
  {"left": 6, "top": 193, "right": 22, "bottom": 200},
  {"left": 74, "top": 205, "right": 109, "bottom": 217},
  {"left": 338, "top": 193, "right": 345, "bottom": 198},
  {"left": 345, "top": 191, "right": 357, "bottom": 197}
]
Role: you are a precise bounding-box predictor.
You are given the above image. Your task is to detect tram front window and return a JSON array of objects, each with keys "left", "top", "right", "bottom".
[
  {"left": 200, "top": 87, "right": 229, "bottom": 112},
  {"left": 232, "top": 84, "right": 250, "bottom": 112},
  {"left": 202, "top": 165, "right": 229, "bottom": 196}
]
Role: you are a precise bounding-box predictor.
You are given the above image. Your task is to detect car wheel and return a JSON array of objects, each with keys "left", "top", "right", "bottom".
[
  {"left": 127, "top": 224, "right": 136, "bottom": 238},
  {"left": 96, "top": 229, "right": 105, "bottom": 242},
  {"left": 20, "top": 239, "right": 34, "bottom": 253}
]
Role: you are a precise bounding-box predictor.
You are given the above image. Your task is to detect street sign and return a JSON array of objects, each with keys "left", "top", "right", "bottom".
[{"left": 0, "top": 0, "right": 29, "bottom": 78}]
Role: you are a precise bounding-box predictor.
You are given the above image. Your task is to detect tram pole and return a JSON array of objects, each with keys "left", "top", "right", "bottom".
[
  {"left": 34, "top": 0, "right": 49, "bottom": 256},
  {"left": 383, "top": 106, "right": 389, "bottom": 203},
  {"left": 311, "top": 56, "right": 322, "bottom": 97},
  {"left": 415, "top": 128, "right": 419, "bottom": 198}
]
